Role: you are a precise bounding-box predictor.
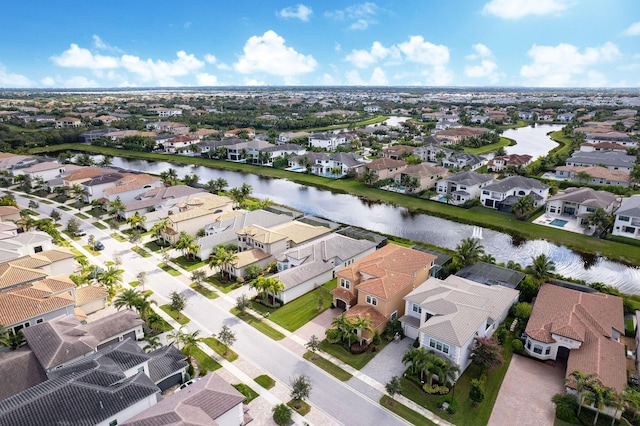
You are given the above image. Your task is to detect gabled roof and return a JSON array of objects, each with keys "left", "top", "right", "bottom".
[
  {"left": 556, "top": 165, "right": 630, "bottom": 183},
  {"left": 482, "top": 175, "right": 549, "bottom": 193},
  {"left": 0, "top": 347, "right": 48, "bottom": 401},
  {"left": 616, "top": 195, "right": 640, "bottom": 218},
  {"left": 147, "top": 345, "right": 188, "bottom": 383},
  {"left": 548, "top": 187, "right": 618, "bottom": 209},
  {"left": 366, "top": 157, "right": 407, "bottom": 170},
  {"left": 443, "top": 171, "right": 493, "bottom": 186},
  {"left": 0, "top": 281, "right": 76, "bottom": 327}
]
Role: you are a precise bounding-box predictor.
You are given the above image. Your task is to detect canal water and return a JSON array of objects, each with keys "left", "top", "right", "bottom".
[{"left": 97, "top": 124, "right": 640, "bottom": 293}]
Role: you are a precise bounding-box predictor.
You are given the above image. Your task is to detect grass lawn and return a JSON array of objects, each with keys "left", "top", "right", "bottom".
[
  {"left": 254, "top": 374, "right": 275, "bottom": 389},
  {"left": 399, "top": 337, "right": 514, "bottom": 426},
  {"left": 249, "top": 279, "right": 335, "bottom": 332},
  {"left": 232, "top": 384, "right": 259, "bottom": 403},
  {"left": 149, "top": 317, "right": 173, "bottom": 333},
  {"left": 203, "top": 337, "right": 238, "bottom": 362},
  {"left": 380, "top": 396, "right": 437, "bottom": 426},
  {"left": 82, "top": 245, "right": 100, "bottom": 256},
  {"left": 190, "top": 346, "right": 222, "bottom": 372},
  {"left": 110, "top": 232, "right": 127, "bottom": 242},
  {"left": 57, "top": 205, "right": 71, "bottom": 211},
  {"left": 319, "top": 338, "right": 389, "bottom": 370},
  {"left": 303, "top": 351, "right": 353, "bottom": 381},
  {"left": 39, "top": 199, "right": 53, "bottom": 204},
  {"left": 158, "top": 262, "right": 181, "bottom": 276},
  {"left": 159, "top": 304, "right": 190, "bottom": 325},
  {"left": 173, "top": 256, "right": 207, "bottom": 271},
  {"left": 190, "top": 282, "right": 218, "bottom": 299},
  {"left": 92, "top": 221, "right": 107, "bottom": 230},
  {"left": 464, "top": 137, "right": 516, "bottom": 155},
  {"left": 129, "top": 281, "right": 139, "bottom": 287},
  {"left": 144, "top": 240, "right": 169, "bottom": 252},
  {"left": 230, "top": 308, "right": 286, "bottom": 340},
  {"left": 206, "top": 274, "right": 242, "bottom": 293},
  {"left": 74, "top": 212, "right": 90, "bottom": 219},
  {"left": 131, "top": 246, "right": 151, "bottom": 257},
  {"left": 287, "top": 400, "right": 311, "bottom": 416}
]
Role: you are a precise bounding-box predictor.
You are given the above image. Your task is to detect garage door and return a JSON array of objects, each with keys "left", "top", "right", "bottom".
[{"left": 157, "top": 373, "right": 182, "bottom": 391}]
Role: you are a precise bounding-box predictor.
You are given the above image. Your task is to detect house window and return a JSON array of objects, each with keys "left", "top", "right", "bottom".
[
  {"left": 619, "top": 216, "right": 630, "bottom": 222},
  {"left": 109, "top": 421, "right": 118, "bottom": 426},
  {"left": 429, "top": 338, "right": 450, "bottom": 354},
  {"left": 586, "top": 207, "right": 596, "bottom": 213},
  {"left": 482, "top": 190, "right": 489, "bottom": 195},
  {"left": 138, "top": 366, "right": 145, "bottom": 373},
  {"left": 391, "top": 311, "right": 397, "bottom": 321},
  {"left": 340, "top": 279, "right": 350, "bottom": 290},
  {"left": 366, "top": 295, "right": 377, "bottom": 306},
  {"left": 34, "top": 246, "right": 43, "bottom": 253},
  {"left": 412, "top": 303, "right": 422, "bottom": 314},
  {"left": 533, "top": 344, "right": 543, "bottom": 354},
  {"left": 36, "top": 318, "right": 43, "bottom": 324},
  {"left": 545, "top": 346, "right": 551, "bottom": 355},
  {"left": 527, "top": 340, "right": 531, "bottom": 350}
]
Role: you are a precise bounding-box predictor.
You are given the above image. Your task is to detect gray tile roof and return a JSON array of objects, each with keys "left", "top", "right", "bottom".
[
  {"left": 83, "top": 309, "right": 144, "bottom": 342},
  {"left": 548, "top": 187, "right": 618, "bottom": 209},
  {"left": 275, "top": 260, "right": 334, "bottom": 290},
  {"left": 456, "top": 262, "right": 526, "bottom": 289},
  {"left": 567, "top": 151, "right": 636, "bottom": 168},
  {"left": 616, "top": 194, "right": 640, "bottom": 218},
  {"left": 482, "top": 175, "right": 549, "bottom": 193},
  {"left": 147, "top": 345, "right": 188, "bottom": 383},
  {"left": 0, "top": 347, "right": 48, "bottom": 401},
  {"left": 444, "top": 171, "right": 493, "bottom": 186}
]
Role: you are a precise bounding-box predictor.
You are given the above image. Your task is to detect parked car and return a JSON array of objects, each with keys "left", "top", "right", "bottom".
[
  {"left": 174, "top": 378, "right": 199, "bottom": 393},
  {"left": 94, "top": 241, "right": 104, "bottom": 250},
  {"left": 74, "top": 230, "right": 87, "bottom": 237}
]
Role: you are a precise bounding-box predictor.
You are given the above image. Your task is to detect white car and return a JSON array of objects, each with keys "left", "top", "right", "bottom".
[
  {"left": 174, "top": 378, "right": 199, "bottom": 393},
  {"left": 73, "top": 230, "right": 87, "bottom": 237}
]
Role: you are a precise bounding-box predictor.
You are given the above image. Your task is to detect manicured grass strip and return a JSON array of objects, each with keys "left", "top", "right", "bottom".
[
  {"left": 129, "top": 281, "right": 139, "bottom": 287},
  {"left": 318, "top": 339, "right": 387, "bottom": 370},
  {"left": 380, "top": 396, "right": 437, "bottom": 426},
  {"left": 230, "top": 308, "right": 286, "bottom": 340},
  {"left": 173, "top": 256, "right": 207, "bottom": 271},
  {"left": 92, "top": 221, "right": 107, "bottom": 230},
  {"left": 149, "top": 316, "right": 173, "bottom": 333},
  {"left": 203, "top": 337, "right": 238, "bottom": 362},
  {"left": 144, "top": 240, "right": 168, "bottom": 252},
  {"left": 190, "top": 346, "right": 222, "bottom": 372},
  {"left": 232, "top": 384, "right": 259, "bottom": 403},
  {"left": 74, "top": 212, "right": 90, "bottom": 219},
  {"left": 303, "top": 351, "right": 352, "bottom": 381},
  {"left": 110, "top": 232, "right": 127, "bottom": 242},
  {"left": 287, "top": 400, "right": 311, "bottom": 416},
  {"left": 57, "top": 205, "right": 71, "bottom": 211},
  {"left": 82, "top": 245, "right": 100, "bottom": 256},
  {"left": 254, "top": 374, "right": 275, "bottom": 390},
  {"left": 190, "top": 282, "right": 218, "bottom": 299},
  {"left": 250, "top": 280, "right": 335, "bottom": 332},
  {"left": 158, "top": 262, "right": 181, "bottom": 276},
  {"left": 131, "top": 246, "right": 151, "bottom": 257},
  {"left": 206, "top": 275, "right": 242, "bottom": 294},
  {"left": 159, "top": 304, "right": 190, "bottom": 325},
  {"left": 39, "top": 199, "right": 53, "bottom": 204}
]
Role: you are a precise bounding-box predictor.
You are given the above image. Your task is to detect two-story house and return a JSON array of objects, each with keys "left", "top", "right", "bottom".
[
  {"left": 308, "top": 133, "right": 348, "bottom": 151},
  {"left": 162, "top": 194, "right": 234, "bottom": 244},
  {"left": 612, "top": 194, "right": 640, "bottom": 239},
  {"left": 480, "top": 175, "right": 550, "bottom": 211},
  {"left": 545, "top": 187, "right": 619, "bottom": 225},
  {"left": 486, "top": 154, "right": 533, "bottom": 172},
  {"left": 364, "top": 158, "right": 407, "bottom": 180},
  {"left": 565, "top": 151, "right": 636, "bottom": 173},
  {"left": 392, "top": 163, "right": 448, "bottom": 192},
  {"left": 436, "top": 171, "right": 495, "bottom": 205},
  {"left": 331, "top": 244, "right": 437, "bottom": 342},
  {"left": 400, "top": 275, "right": 518, "bottom": 379}
]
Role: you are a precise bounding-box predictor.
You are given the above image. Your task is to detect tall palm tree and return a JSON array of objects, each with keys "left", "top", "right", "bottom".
[
  {"left": 108, "top": 197, "right": 126, "bottom": 220},
  {"left": 526, "top": 253, "right": 556, "bottom": 282},
  {"left": 585, "top": 208, "right": 613, "bottom": 237},
  {"left": 113, "top": 288, "right": 142, "bottom": 311},
  {"left": 454, "top": 237, "right": 485, "bottom": 267},
  {"left": 181, "top": 329, "right": 203, "bottom": 365},
  {"left": 351, "top": 315, "right": 374, "bottom": 345},
  {"left": 329, "top": 312, "right": 357, "bottom": 347},
  {"left": 97, "top": 266, "right": 124, "bottom": 297},
  {"left": 150, "top": 218, "right": 170, "bottom": 244},
  {"left": 174, "top": 231, "right": 194, "bottom": 259},
  {"left": 208, "top": 246, "right": 238, "bottom": 281},
  {"left": 362, "top": 170, "right": 378, "bottom": 186},
  {"left": 402, "top": 347, "right": 431, "bottom": 381},
  {"left": 512, "top": 194, "right": 535, "bottom": 220},
  {"left": 565, "top": 370, "right": 598, "bottom": 416}
]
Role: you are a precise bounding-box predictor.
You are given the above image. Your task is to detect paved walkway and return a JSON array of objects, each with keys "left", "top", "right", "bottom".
[{"left": 487, "top": 354, "right": 565, "bottom": 426}]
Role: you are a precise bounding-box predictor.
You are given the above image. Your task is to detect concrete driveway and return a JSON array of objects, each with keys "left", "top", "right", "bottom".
[{"left": 488, "top": 354, "right": 565, "bottom": 426}]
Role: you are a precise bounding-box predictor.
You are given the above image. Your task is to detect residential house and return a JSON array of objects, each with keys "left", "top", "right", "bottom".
[
  {"left": 435, "top": 127, "right": 491, "bottom": 145},
  {"left": 61, "top": 167, "right": 113, "bottom": 189},
  {"left": 55, "top": 117, "right": 82, "bottom": 128},
  {"left": 612, "top": 195, "right": 640, "bottom": 239},
  {"left": 382, "top": 145, "right": 415, "bottom": 160},
  {"left": 455, "top": 261, "right": 525, "bottom": 289},
  {"left": 261, "top": 143, "right": 307, "bottom": 163},
  {"left": 413, "top": 143, "right": 454, "bottom": 164},
  {"left": 525, "top": 284, "right": 625, "bottom": 405},
  {"left": 585, "top": 132, "right": 636, "bottom": 147},
  {"left": 122, "top": 185, "right": 207, "bottom": 221},
  {"left": 12, "top": 161, "right": 66, "bottom": 183},
  {"left": 331, "top": 244, "right": 437, "bottom": 342},
  {"left": 436, "top": 171, "right": 495, "bottom": 205},
  {"left": 392, "top": 163, "right": 447, "bottom": 192},
  {"left": 0, "top": 231, "right": 55, "bottom": 259},
  {"left": 146, "top": 121, "right": 189, "bottom": 135},
  {"left": 0, "top": 153, "right": 37, "bottom": 171},
  {"left": 486, "top": 154, "right": 533, "bottom": 172},
  {"left": 164, "top": 135, "right": 200, "bottom": 154},
  {"left": 278, "top": 131, "right": 310, "bottom": 144},
  {"left": 82, "top": 172, "right": 161, "bottom": 204},
  {"left": 442, "top": 152, "right": 487, "bottom": 171},
  {"left": 556, "top": 113, "right": 575, "bottom": 122},
  {"left": 364, "top": 158, "right": 407, "bottom": 180},
  {"left": 401, "top": 275, "right": 518, "bottom": 378},
  {"left": 480, "top": 175, "right": 550, "bottom": 211},
  {"left": 146, "top": 344, "right": 189, "bottom": 391},
  {"left": 0, "top": 205, "right": 20, "bottom": 222},
  {"left": 435, "top": 120, "right": 462, "bottom": 130},
  {"left": 555, "top": 166, "right": 630, "bottom": 187},
  {"left": 274, "top": 233, "right": 377, "bottom": 304},
  {"left": 152, "top": 107, "right": 183, "bottom": 117},
  {"left": 0, "top": 348, "right": 48, "bottom": 401},
  {"left": 226, "top": 139, "right": 273, "bottom": 162},
  {"left": 162, "top": 194, "right": 234, "bottom": 244},
  {"left": 308, "top": 132, "right": 348, "bottom": 151},
  {"left": 312, "top": 152, "right": 366, "bottom": 177},
  {"left": 579, "top": 142, "right": 629, "bottom": 153},
  {"left": 223, "top": 128, "right": 255, "bottom": 138},
  {"left": 546, "top": 187, "right": 619, "bottom": 225},
  {"left": 565, "top": 151, "right": 636, "bottom": 173},
  {"left": 124, "top": 373, "right": 249, "bottom": 426}
]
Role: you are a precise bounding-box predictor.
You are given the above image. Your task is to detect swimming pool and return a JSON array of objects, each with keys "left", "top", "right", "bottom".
[
  {"left": 437, "top": 196, "right": 448, "bottom": 203},
  {"left": 549, "top": 219, "right": 568, "bottom": 227}
]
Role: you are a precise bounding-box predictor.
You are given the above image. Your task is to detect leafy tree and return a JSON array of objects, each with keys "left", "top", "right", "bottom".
[
  {"left": 175, "top": 231, "right": 195, "bottom": 259},
  {"left": 136, "top": 271, "right": 148, "bottom": 291},
  {"left": 190, "top": 270, "right": 207, "bottom": 286},
  {"left": 217, "top": 324, "right": 236, "bottom": 355},
  {"left": 208, "top": 245, "right": 238, "bottom": 281},
  {"left": 113, "top": 288, "right": 143, "bottom": 311},
  {"left": 290, "top": 374, "right": 312, "bottom": 406},
  {"left": 128, "top": 230, "right": 142, "bottom": 247},
  {"left": 512, "top": 194, "right": 535, "bottom": 220},
  {"left": 150, "top": 218, "right": 170, "bottom": 244},
  {"left": 469, "top": 375, "right": 486, "bottom": 405},
  {"left": 510, "top": 302, "right": 532, "bottom": 322},
  {"left": 244, "top": 264, "right": 263, "bottom": 282},
  {"left": 142, "top": 335, "right": 162, "bottom": 353},
  {"left": 66, "top": 217, "right": 81, "bottom": 234},
  {"left": 49, "top": 210, "right": 61, "bottom": 223},
  {"left": 272, "top": 403, "right": 292, "bottom": 426},
  {"left": 169, "top": 290, "right": 187, "bottom": 319},
  {"left": 402, "top": 346, "right": 432, "bottom": 380},
  {"left": 585, "top": 208, "right": 613, "bottom": 237},
  {"left": 362, "top": 170, "right": 378, "bottom": 186},
  {"left": 565, "top": 370, "right": 599, "bottom": 416},
  {"left": 108, "top": 197, "right": 126, "bottom": 219},
  {"left": 305, "top": 335, "right": 321, "bottom": 360},
  {"left": 454, "top": 237, "right": 485, "bottom": 267},
  {"left": 470, "top": 337, "right": 503, "bottom": 372},
  {"left": 97, "top": 266, "right": 124, "bottom": 297},
  {"left": 235, "top": 294, "right": 250, "bottom": 315},
  {"left": 385, "top": 376, "right": 402, "bottom": 404},
  {"left": 326, "top": 311, "right": 356, "bottom": 347},
  {"left": 526, "top": 254, "right": 556, "bottom": 282}
]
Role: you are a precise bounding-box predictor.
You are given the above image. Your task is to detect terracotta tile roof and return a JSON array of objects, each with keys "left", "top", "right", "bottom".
[
  {"left": 31, "top": 276, "right": 75, "bottom": 293},
  {"left": 236, "top": 225, "right": 287, "bottom": 244},
  {"left": 0, "top": 263, "right": 48, "bottom": 291},
  {"left": 62, "top": 167, "right": 110, "bottom": 182},
  {"left": 526, "top": 284, "right": 625, "bottom": 391},
  {"left": 36, "top": 247, "right": 74, "bottom": 262},
  {"left": 555, "top": 165, "right": 630, "bottom": 183},
  {"left": 330, "top": 286, "right": 357, "bottom": 305},
  {"left": 438, "top": 127, "right": 491, "bottom": 137},
  {"left": 366, "top": 158, "right": 407, "bottom": 170},
  {"left": 103, "top": 173, "right": 160, "bottom": 195},
  {"left": 232, "top": 248, "right": 271, "bottom": 268},
  {"left": 0, "top": 205, "right": 20, "bottom": 216},
  {"left": 0, "top": 283, "right": 75, "bottom": 326},
  {"left": 75, "top": 284, "right": 108, "bottom": 305},
  {"left": 345, "top": 304, "right": 387, "bottom": 330}
]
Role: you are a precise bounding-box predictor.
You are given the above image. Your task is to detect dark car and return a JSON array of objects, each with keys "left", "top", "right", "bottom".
[{"left": 94, "top": 241, "right": 105, "bottom": 251}]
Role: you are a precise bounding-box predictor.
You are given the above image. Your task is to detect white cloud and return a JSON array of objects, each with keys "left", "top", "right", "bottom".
[
  {"left": 204, "top": 54, "right": 217, "bottom": 64},
  {"left": 217, "top": 63, "right": 231, "bottom": 71},
  {"left": 369, "top": 67, "right": 388, "bottom": 85},
  {"left": 196, "top": 73, "right": 219, "bottom": 86},
  {"left": 520, "top": 42, "right": 620, "bottom": 87},
  {"left": 465, "top": 60, "right": 498, "bottom": 78},
  {"left": 623, "top": 22, "right": 640, "bottom": 36},
  {"left": 345, "top": 70, "right": 365, "bottom": 85},
  {"left": 92, "top": 35, "right": 122, "bottom": 53},
  {"left": 483, "top": 0, "right": 574, "bottom": 20},
  {"left": 63, "top": 76, "right": 99, "bottom": 88},
  {"left": 234, "top": 30, "right": 317, "bottom": 77},
  {"left": 320, "top": 73, "right": 339, "bottom": 85},
  {"left": 464, "top": 44, "right": 502, "bottom": 83},
  {"left": 421, "top": 67, "right": 454, "bottom": 86},
  {"left": 52, "top": 44, "right": 119, "bottom": 69},
  {"left": 345, "top": 41, "right": 399, "bottom": 68},
  {"left": 466, "top": 43, "right": 492, "bottom": 60},
  {"left": 325, "top": 2, "right": 380, "bottom": 30},
  {"left": 345, "top": 67, "right": 387, "bottom": 85},
  {"left": 0, "top": 64, "right": 32, "bottom": 87},
  {"left": 277, "top": 4, "right": 312, "bottom": 22},
  {"left": 397, "top": 36, "right": 449, "bottom": 65},
  {"left": 120, "top": 51, "right": 204, "bottom": 85},
  {"left": 40, "top": 77, "right": 56, "bottom": 86},
  {"left": 243, "top": 77, "right": 266, "bottom": 86}
]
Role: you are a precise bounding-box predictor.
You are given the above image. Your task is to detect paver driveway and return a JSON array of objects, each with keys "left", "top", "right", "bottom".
[{"left": 488, "top": 354, "right": 565, "bottom": 426}]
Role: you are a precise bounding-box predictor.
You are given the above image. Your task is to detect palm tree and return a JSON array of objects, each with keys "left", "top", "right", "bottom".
[
  {"left": 97, "top": 266, "right": 124, "bottom": 297},
  {"left": 362, "top": 170, "right": 378, "bottom": 186},
  {"left": 526, "top": 253, "right": 556, "bottom": 282},
  {"left": 565, "top": 370, "right": 598, "bottom": 416},
  {"left": 454, "top": 237, "right": 485, "bottom": 267},
  {"left": 512, "top": 194, "right": 535, "bottom": 220},
  {"left": 329, "top": 312, "right": 357, "bottom": 347},
  {"left": 351, "top": 315, "right": 373, "bottom": 345},
  {"left": 585, "top": 208, "right": 613, "bottom": 237},
  {"left": 108, "top": 197, "right": 125, "bottom": 220},
  {"left": 182, "top": 173, "right": 199, "bottom": 187},
  {"left": 402, "top": 347, "right": 431, "bottom": 381},
  {"left": 240, "top": 183, "right": 253, "bottom": 199},
  {"left": 575, "top": 170, "right": 592, "bottom": 184},
  {"left": 113, "top": 288, "right": 142, "bottom": 311},
  {"left": 228, "top": 187, "right": 245, "bottom": 207},
  {"left": 208, "top": 245, "right": 238, "bottom": 281},
  {"left": 250, "top": 275, "right": 269, "bottom": 300},
  {"left": 174, "top": 231, "right": 194, "bottom": 259},
  {"left": 181, "top": 329, "right": 203, "bottom": 365},
  {"left": 143, "top": 335, "right": 162, "bottom": 353},
  {"left": 436, "top": 360, "right": 460, "bottom": 387},
  {"left": 150, "top": 218, "right": 170, "bottom": 244},
  {"left": 264, "top": 277, "right": 285, "bottom": 304}
]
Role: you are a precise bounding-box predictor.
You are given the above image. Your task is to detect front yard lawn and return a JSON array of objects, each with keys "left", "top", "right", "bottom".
[
  {"left": 203, "top": 337, "right": 238, "bottom": 362},
  {"left": 303, "top": 351, "right": 352, "bottom": 381},
  {"left": 92, "top": 221, "right": 107, "bottom": 230},
  {"left": 159, "top": 304, "right": 190, "bottom": 325},
  {"left": 254, "top": 374, "right": 275, "bottom": 389},
  {"left": 319, "top": 338, "right": 389, "bottom": 370},
  {"left": 232, "top": 384, "right": 259, "bottom": 403},
  {"left": 249, "top": 279, "right": 335, "bottom": 332},
  {"left": 131, "top": 246, "right": 151, "bottom": 257},
  {"left": 144, "top": 240, "right": 168, "bottom": 252},
  {"left": 110, "top": 232, "right": 127, "bottom": 242},
  {"left": 74, "top": 212, "right": 90, "bottom": 219},
  {"left": 190, "top": 346, "right": 222, "bottom": 372},
  {"left": 230, "top": 308, "right": 286, "bottom": 340},
  {"left": 287, "top": 400, "right": 311, "bottom": 416},
  {"left": 380, "top": 396, "right": 437, "bottom": 426},
  {"left": 158, "top": 262, "right": 181, "bottom": 276},
  {"left": 190, "top": 282, "right": 218, "bottom": 299},
  {"left": 206, "top": 274, "right": 242, "bottom": 293},
  {"left": 173, "top": 256, "right": 207, "bottom": 271},
  {"left": 57, "top": 205, "right": 71, "bottom": 211}
]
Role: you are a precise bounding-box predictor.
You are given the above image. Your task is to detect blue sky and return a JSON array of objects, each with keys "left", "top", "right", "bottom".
[{"left": 1, "top": 0, "right": 639, "bottom": 88}]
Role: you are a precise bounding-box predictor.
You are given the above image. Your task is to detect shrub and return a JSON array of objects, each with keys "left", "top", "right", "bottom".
[
  {"left": 187, "top": 364, "right": 195, "bottom": 377},
  {"left": 412, "top": 337, "right": 420, "bottom": 348},
  {"left": 371, "top": 331, "right": 381, "bottom": 346},
  {"left": 511, "top": 339, "right": 524, "bottom": 355},
  {"left": 552, "top": 393, "right": 579, "bottom": 424},
  {"left": 469, "top": 375, "right": 486, "bottom": 405},
  {"left": 494, "top": 323, "right": 509, "bottom": 345},
  {"left": 350, "top": 342, "right": 369, "bottom": 354},
  {"left": 422, "top": 384, "right": 449, "bottom": 395},
  {"left": 272, "top": 403, "right": 292, "bottom": 426}
]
